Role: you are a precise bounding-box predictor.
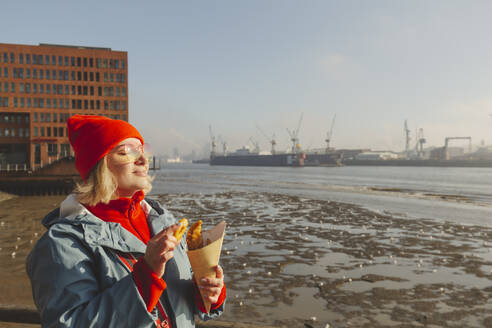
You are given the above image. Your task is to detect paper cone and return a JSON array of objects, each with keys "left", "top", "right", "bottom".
[{"left": 187, "top": 220, "right": 226, "bottom": 313}]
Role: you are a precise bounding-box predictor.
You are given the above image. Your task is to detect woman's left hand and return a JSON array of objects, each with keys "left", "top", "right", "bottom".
[{"left": 199, "top": 265, "right": 224, "bottom": 304}]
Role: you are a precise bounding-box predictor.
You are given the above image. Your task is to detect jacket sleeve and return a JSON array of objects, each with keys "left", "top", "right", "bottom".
[{"left": 26, "top": 227, "right": 157, "bottom": 328}]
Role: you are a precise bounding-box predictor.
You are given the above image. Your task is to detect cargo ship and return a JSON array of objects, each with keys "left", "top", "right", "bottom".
[{"left": 209, "top": 147, "right": 304, "bottom": 167}]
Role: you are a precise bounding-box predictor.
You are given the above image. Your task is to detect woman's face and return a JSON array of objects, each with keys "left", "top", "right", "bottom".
[{"left": 106, "top": 138, "right": 150, "bottom": 198}]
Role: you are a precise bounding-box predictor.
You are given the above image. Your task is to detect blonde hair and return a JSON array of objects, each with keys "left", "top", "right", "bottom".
[{"left": 75, "top": 156, "right": 153, "bottom": 206}]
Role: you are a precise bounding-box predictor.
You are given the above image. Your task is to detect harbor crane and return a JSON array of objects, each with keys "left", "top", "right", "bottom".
[
  {"left": 325, "top": 114, "right": 336, "bottom": 153},
  {"left": 286, "top": 113, "right": 303, "bottom": 154},
  {"left": 217, "top": 135, "right": 228, "bottom": 156},
  {"left": 248, "top": 137, "right": 260, "bottom": 154},
  {"left": 404, "top": 120, "right": 411, "bottom": 155},
  {"left": 415, "top": 128, "right": 426, "bottom": 158},
  {"left": 209, "top": 125, "right": 217, "bottom": 157},
  {"left": 444, "top": 136, "right": 472, "bottom": 159},
  {"left": 256, "top": 125, "right": 276, "bottom": 154}
]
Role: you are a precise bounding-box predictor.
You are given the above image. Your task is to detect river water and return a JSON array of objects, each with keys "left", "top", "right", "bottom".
[{"left": 151, "top": 164, "right": 492, "bottom": 226}]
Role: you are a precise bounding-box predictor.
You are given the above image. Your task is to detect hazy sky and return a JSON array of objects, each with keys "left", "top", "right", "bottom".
[{"left": 3, "top": 0, "right": 492, "bottom": 156}]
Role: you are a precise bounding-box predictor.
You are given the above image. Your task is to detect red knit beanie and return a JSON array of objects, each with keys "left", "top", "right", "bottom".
[{"left": 67, "top": 115, "right": 144, "bottom": 180}]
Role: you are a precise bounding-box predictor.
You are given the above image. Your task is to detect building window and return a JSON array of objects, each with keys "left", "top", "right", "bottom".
[
  {"left": 3, "top": 82, "right": 8, "bottom": 92},
  {"left": 89, "top": 58, "right": 93, "bottom": 67},
  {"left": 103, "top": 59, "right": 108, "bottom": 68},
  {"left": 26, "top": 69, "right": 31, "bottom": 79},
  {"left": 98, "top": 86, "right": 102, "bottom": 96},
  {"left": 39, "top": 98, "right": 44, "bottom": 108},
  {"left": 90, "top": 100, "right": 94, "bottom": 109},
  {"left": 27, "top": 98, "right": 31, "bottom": 108},
  {"left": 33, "top": 127, "right": 38, "bottom": 137},
  {"left": 48, "top": 143, "right": 58, "bottom": 156},
  {"left": 71, "top": 71, "right": 75, "bottom": 81},
  {"left": 3, "top": 67, "right": 8, "bottom": 78},
  {"left": 33, "top": 84, "right": 37, "bottom": 94},
  {"left": 26, "top": 54, "right": 31, "bottom": 64},
  {"left": 104, "top": 100, "right": 108, "bottom": 110},
  {"left": 83, "top": 86, "right": 88, "bottom": 95},
  {"left": 40, "top": 127, "right": 44, "bottom": 136},
  {"left": 59, "top": 127, "right": 63, "bottom": 137},
  {"left": 65, "top": 99, "right": 69, "bottom": 109},
  {"left": 58, "top": 70, "right": 63, "bottom": 80},
  {"left": 39, "top": 55, "right": 43, "bottom": 65},
  {"left": 34, "top": 98, "right": 39, "bottom": 108},
  {"left": 58, "top": 56, "right": 63, "bottom": 66},
  {"left": 52, "top": 55, "right": 56, "bottom": 65},
  {"left": 71, "top": 57, "right": 75, "bottom": 66},
  {"left": 84, "top": 100, "right": 88, "bottom": 109},
  {"left": 10, "top": 52, "right": 14, "bottom": 63},
  {"left": 53, "top": 98, "right": 57, "bottom": 109},
  {"left": 25, "top": 83, "right": 31, "bottom": 93},
  {"left": 3, "top": 52, "right": 8, "bottom": 63},
  {"left": 95, "top": 72, "right": 100, "bottom": 82},
  {"left": 64, "top": 56, "right": 69, "bottom": 66},
  {"left": 77, "top": 71, "right": 81, "bottom": 81},
  {"left": 122, "top": 87, "right": 126, "bottom": 96},
  {"left": 65, "top": 85, "right": 69, "bottom": 95},
  {"left": 11, "top": 83, "right": 15, "bottom": 92},
  {"left": 46, "top": 84, "right": 51, "bottom": 94},
  {"left": 19, "top": 53, "right": 24, "bottom": 64},
  {"left": 77, "top": 57, "right": 81, "bottom": 67},
  {"left": 46, "top": 98, "right": 51, "bottom": 108},
  {"left": 52, "top": 70, "right": 56, "bottom": 80},
  {"left": 13, "top": 97, "right": 18, "bottom": 107},
  {"left": 77, "top": 85, "right": 81, "bottom": 95},
  {"left": 83, "top": 57, "right": 87, "bottom": 67},
  {"left": 46, "top": 127, "right": 51, "bottom": 137},
  {"left": 45, "top": 55, "right": 50, "bottom": 65},
  {"left": 46, "top": 70, "right": 50, "bottom": 80},
  {"left": 40, "top": 84, "right": 44, "bottom": 94},
  {"left": 90, "top": 86, "right": 94, "bottom": 96},
  {"left": 20, "top": 98, "right": 24, "bottom": 108},
  {"left": 39, "top": 69, "right": 44, "bottom": 79},
  {"left": 83, "top": 72, "right": 87, "bottom": 81},
  {"left": 53, "top": 127, "right": 57, "bottom": 137},
  {"left": 33, "top": 69, "right": 37, "bottom": 79},
  {"left": 110, "top": 73, "right": 114, "bottom": 82},
  {"left": 90, "top": 72, "right": 94, "bottom": 81},
  {"left": 121, "top": 60, "right": 125, "bottom": 69}
]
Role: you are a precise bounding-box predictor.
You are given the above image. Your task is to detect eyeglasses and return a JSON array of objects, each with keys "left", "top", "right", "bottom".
[{"left": 109, "top": 143, "right": 153, "bottom": 163}]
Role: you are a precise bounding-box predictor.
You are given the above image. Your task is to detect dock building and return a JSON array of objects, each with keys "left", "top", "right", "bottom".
[{"left": 0, "top": 43, "right": 128, "bottom": 170}]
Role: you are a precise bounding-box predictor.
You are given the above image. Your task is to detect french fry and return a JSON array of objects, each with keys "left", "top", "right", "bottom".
[
  {"left": 186, "top": 220, "right": 203, "bottom": 250},
  {"left": 174, "top": 218, "right": 189, "bottom": 241}
]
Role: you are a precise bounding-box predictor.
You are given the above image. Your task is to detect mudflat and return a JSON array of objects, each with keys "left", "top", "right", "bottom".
[{"left": 1, "top": 191, "right": 492, "bottom": 327}]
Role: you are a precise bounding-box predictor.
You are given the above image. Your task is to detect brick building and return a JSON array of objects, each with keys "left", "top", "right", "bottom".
[{"left": 0, "top": 43, "right": 128, "bottom": 169}]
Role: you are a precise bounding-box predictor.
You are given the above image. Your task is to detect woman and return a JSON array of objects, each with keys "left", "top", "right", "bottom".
[{"left": 26, "top": 115, "right": 226, "bottom": 327}]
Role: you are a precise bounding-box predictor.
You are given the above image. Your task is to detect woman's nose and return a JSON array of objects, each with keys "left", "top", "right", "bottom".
[{"left": 135, "top": 152, "right": 148, "bottom": 165}]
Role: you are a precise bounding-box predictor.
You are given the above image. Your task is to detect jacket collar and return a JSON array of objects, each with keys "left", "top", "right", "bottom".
[{"left": 43, "top": 194, "right": 147, "bottom": 254}]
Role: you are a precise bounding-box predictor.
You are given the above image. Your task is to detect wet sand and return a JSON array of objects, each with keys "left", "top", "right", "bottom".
[{"left": 1, "top": 192, "right": 492, "bottom": 327}]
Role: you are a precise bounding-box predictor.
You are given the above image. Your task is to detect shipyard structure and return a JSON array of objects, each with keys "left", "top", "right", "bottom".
[{"left": 0, "top": 43, "right": 128, "bottom": 170}]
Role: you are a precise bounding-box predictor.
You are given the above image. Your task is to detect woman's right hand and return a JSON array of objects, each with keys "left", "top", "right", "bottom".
[{"left": 144, "top": 224, "right": 180, "bottom": 278}]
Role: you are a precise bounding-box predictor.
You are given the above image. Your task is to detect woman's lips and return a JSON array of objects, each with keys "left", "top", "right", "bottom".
[{"left": 134, "top": 170, "right": 148, "bottom": 176}]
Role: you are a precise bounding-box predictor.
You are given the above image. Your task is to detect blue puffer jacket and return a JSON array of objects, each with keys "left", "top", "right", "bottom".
[{"left": 26, "top": 194, "right": 225, "bottom": 327}]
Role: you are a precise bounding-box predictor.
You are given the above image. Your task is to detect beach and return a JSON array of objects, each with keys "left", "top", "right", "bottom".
[{"left": 1, "top": 188, "right": 492, "bottom": 327}]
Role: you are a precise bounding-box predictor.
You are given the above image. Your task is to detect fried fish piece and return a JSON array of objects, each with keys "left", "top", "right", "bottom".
[
  {"left": 186, "top": 220, "right": 203, "bottom": 250},
  {"left": 174, "top": 218, "right": 189, "bottom": 241}
]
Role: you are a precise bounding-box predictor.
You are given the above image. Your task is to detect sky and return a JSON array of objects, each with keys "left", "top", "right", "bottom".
[{"left": 2, "top": 0, "right": 492, "bottom": 157}]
